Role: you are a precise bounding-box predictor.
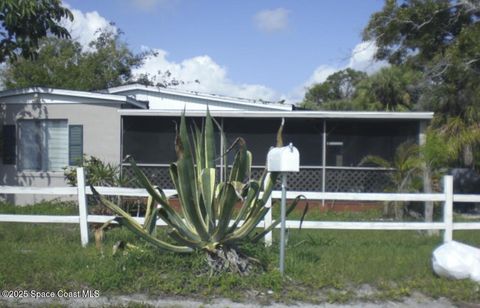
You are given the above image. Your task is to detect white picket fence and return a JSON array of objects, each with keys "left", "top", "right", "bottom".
[{"left": 0, "top": 168, "right": 479, "bottom": 247}]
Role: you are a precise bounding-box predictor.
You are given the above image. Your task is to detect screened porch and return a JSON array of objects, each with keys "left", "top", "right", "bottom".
[{"left": 119, "top": 110, "right": 432, "bottom": 193}]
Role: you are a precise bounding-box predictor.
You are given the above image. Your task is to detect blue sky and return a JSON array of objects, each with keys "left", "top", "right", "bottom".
[{"left": 64, "top": 0, "right": 386, "bottom": 103}]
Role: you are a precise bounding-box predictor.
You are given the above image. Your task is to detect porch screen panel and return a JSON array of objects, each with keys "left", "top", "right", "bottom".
[
  {"left": 222, "top": 118, "right": 323, "bottom": 166},
  {"left": 123, "top": 116, "right": 178, "bottom": 164},
  {"left": 282, "top": 118, "right": 323, "bottom": 166},
  {"left": 123, "top": 116, "right": 220, "bottom": 164},
  {"left": 326, "top": 120, "right": 418, "bottom": 167}
]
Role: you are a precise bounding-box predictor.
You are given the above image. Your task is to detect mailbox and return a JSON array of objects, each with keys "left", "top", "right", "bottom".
[{"left": 267, "top": 143, "right": 300, "bottom": 172}]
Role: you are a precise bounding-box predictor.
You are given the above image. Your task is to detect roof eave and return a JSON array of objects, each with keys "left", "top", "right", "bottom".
[
  {"left": 117, "top": 109, "right": 434, "bottom": 120},
  {"left": 0, "top": 87, "right": 146, "bottom": 108}
]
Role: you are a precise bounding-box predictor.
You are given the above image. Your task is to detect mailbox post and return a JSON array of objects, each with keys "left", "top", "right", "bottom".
[{"left": 267, "top": 143, "right": 300, "bottom": 275}]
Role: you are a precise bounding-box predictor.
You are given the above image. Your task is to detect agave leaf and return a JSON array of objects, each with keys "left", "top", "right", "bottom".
[
  {"left": 91, "top": 186, "right": 143, "bottom": 229},
  {"left": 144, "top": 195, "right": 155, "bottom": 232},
  {"left": 115, "top": 217, "right": 193, "bottom": 253},
  {"left": 172, "top": 115, "right": 210, "bottom": 240},
  {"left": 212, "top": 182, "right": 225, "bottom": 220},
  {"left": 157, "top": 208, "right": 201, "bottom": 242},
  {"left": 229, "top": 138, "right": 248, "bottom": 183},
  {"left": 223, "top": 206, "right": 270, "bottom": 244},
  {"left": 191, "top": 122, "right": 204, "bottom": 182},
  {"left": 211, "top": 116, "right": 228, "bottom": 182},
  {"left": 228, "top": 181, "right": 260, "bottom": 233},
  {"left": 169, "top": 162, "right": 209, "bottom": 241},
  {"left": 204, "top": 108, "right": 216, "bottom": 169},
  {"left": 250, "top": 195, "right": 308, "bottom": 243},
  {"left": 91, "top": 186, "right": 193, "bottom": 253},
  {"left": 226, "top": 186, "right": 302, "bottom": 244},
  {"left": 260, "top": 172, "right": 279, "bottom": 206},
  {"left": 167, "top": 228, "right": 205, "bottom": 250},
  {"left": 212, "top": 182, "right": 239, "bottom": 241},
  {"left": 95, "top": 218, "right": 115, "bottom": 250},
  {"left": 276, "top": 118, "right": 285, "bottom": 147},
  {"left": 128, "top": 157, "right": 190, "bottom": 232},
  {"left": 200, "top": 168, "right": 216, "bottom": 230},
  {"left": 144, "top": 207, "right": 159, "bottom": 235},
  {"left": 230, "top": 181, "right": 246, "bottom": 200}
]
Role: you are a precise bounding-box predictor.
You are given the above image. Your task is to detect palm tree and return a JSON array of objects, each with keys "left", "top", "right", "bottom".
[
  {"left": 360, "top": 141, "right": 422, "bottom": 219},
  {"left": 436, "top": 116, "right": 480, "bottom": 169}
]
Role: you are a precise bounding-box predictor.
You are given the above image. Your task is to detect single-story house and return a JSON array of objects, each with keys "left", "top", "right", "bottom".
[{"left": 0, "top": 84, "right": 433, "bottom": 205}]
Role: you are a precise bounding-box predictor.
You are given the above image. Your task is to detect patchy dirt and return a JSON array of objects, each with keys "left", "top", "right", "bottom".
[{"left": 0, "top": 292, "right": 459, "bottom": 307}]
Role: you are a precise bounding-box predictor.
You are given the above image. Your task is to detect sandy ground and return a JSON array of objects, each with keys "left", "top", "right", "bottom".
[{"left": 0, "top": 292, "right": 464, "bottom": 307}]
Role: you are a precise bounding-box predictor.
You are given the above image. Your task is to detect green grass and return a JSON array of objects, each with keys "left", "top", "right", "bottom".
[
  {"left": 0, "top": 202, "right": 479, "bottom": 304},
  {"left": 0, "top": 200, "right": 79, "bottom": 215}
]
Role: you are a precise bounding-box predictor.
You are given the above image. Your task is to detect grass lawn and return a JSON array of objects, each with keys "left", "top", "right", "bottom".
[{"left": 0, "top": 201, "right": 479, "bottom": 305}]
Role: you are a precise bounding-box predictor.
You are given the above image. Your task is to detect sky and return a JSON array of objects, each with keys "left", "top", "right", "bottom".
[{"left": 62, "top": 0, "right": 387, "bottom": 103}]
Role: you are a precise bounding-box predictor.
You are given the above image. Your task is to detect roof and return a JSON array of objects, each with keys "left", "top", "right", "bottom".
[
  {"left": 117, "top": 109, "right": 434, "bottom": 120},
  {"left": 0, "top": 87, "right": 147, "bottom": 109},
  {"left": 104, "top": 83, "right": 292, "bottom": 111}
]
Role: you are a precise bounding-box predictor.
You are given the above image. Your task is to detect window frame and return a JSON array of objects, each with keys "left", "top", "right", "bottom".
[{"left": 18, "top": 119, "right": 69, "bottom": 172}]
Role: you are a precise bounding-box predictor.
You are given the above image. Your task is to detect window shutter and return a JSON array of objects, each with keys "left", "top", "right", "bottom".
[
  {"left": 69, "top": 125, "right": 83, "bottom": 166},
  {"left": 2, "top": 125, "right": 16, "bottom": 165}
]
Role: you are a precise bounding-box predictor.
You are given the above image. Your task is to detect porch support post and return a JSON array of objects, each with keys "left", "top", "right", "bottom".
[
  {"left": 120, "top": 115, "right": 124, "bottom": 179},
  {"left": 322, "top": 120, "right": 327, "bottom": 206},
  {"left": 220, "top": 118, "right": 224, "bottom": 182}
]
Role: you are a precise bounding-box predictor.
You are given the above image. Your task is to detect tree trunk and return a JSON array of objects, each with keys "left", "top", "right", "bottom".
[
  {"left": 383, "top": 202, "right": 391, "bottom": 217},
  {"left": 463, "top": 144, "right": 474, "bottom": 168},
  {"left": 424, "top": 168, "right": 438, "bottom": 236},
  {"left": 394, "top": 201, "right": 404, "bottom": 220}
]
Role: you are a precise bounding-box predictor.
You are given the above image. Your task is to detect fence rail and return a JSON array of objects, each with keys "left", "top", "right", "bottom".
[{"left": 0, "top": 168, "right": 479, "bottom": 247}]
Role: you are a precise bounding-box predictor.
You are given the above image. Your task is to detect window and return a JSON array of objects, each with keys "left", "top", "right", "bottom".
[
  {"left": 326, "top": 141, "right": 344, "bottom": 166},
  {"left": 18, "top": 120, "right": 68, "bottom": 171}
]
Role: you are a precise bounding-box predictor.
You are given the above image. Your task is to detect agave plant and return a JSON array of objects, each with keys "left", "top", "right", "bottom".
[{"left": 92, "top": 111, "right": 303, "bottom": 274}]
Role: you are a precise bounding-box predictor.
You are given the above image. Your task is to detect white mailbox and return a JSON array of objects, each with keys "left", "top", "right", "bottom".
[{"left": 267, "top": 143, "right": 300, "bottom": 172}]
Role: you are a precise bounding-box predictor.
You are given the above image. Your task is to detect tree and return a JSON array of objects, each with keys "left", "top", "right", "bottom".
[
  {"left": 0, "top": 0, "right": 73, "bottom": 62},
  {"left": 364, "top": 0, "right": 480, "bottom": 167},
  {"left": 353, "top": 65, "right": 422, "bottom": 111},
  {"left": 301, "top": 68, "right": 366, "bottom": 110},
  {"left": 301, "top": 66, "right": 421, "bottom": 112},
  {"left": 363, "top": 0, "right": 479, "bottom": 66},
  {"left": 2, "top": 29, "right": 146, "bottom": 91}
]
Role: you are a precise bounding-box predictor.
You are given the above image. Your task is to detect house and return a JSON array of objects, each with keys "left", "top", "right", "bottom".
[{"left": 0, "top": 84, "right": 433, "bottom": 205}]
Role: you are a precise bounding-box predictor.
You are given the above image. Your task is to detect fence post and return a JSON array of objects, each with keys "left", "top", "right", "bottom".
[
  {"left": 77, "top": 167, "right": 89, "bottom": 247},
  {"left": 264, "top": 194, "right": 273, "bottom": 247},
  {"left": 443, "top": 175, "right": 453, "bottom": 243}
]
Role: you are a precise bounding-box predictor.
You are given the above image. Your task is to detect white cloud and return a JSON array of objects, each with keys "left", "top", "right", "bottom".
[
  {"left": 291, "top": 41, "right": 389, "bottom": 103},
  {"left": 134, "top": 49, "right": 278, "bottom": 101},
  {"left": 304, "top": 65, "right": 339, "bottom": 88},
  {"left": 348, "top": 41, "right": 388, "bottom": 73},
  {"left": 61, "top": 5, "right": 117, "bottom": 50},
  {"left": 254, "top": 8, "right": 290, "bottom": 33},
  {"left": 59, "top": 6, "right": 387, "bottom": 106}
]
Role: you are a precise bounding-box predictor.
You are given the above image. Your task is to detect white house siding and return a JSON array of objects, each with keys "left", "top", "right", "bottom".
[{"left": 0, "top": 94, "right": 122, "bottom": 205}]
